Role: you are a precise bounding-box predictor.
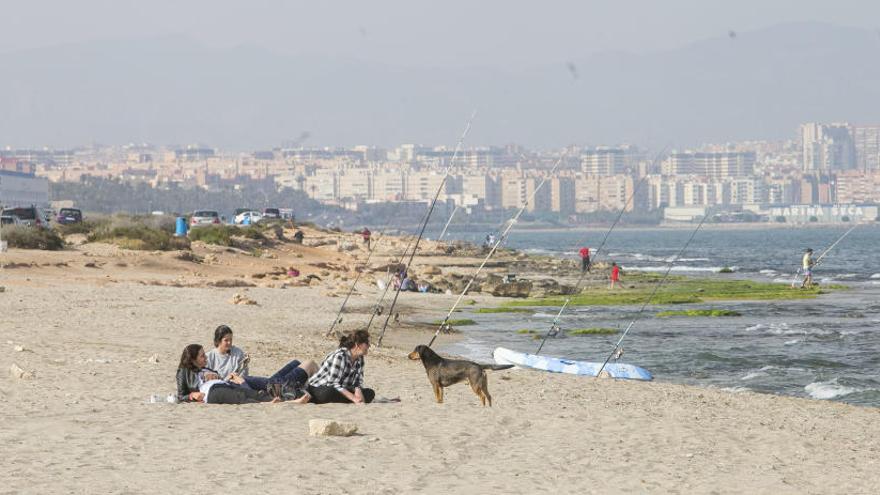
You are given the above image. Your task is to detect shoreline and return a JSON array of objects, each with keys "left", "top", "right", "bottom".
[{"left": 3, "top": 226, "right": 879, "bottom": 493}]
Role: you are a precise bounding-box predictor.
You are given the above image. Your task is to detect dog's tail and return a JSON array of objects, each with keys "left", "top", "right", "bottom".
[{"left": 481, "top": 364, "right": 514, "bottom": 371}]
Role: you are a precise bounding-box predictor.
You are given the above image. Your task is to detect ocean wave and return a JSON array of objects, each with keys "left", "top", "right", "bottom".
[
  {"left": 532, "top": 312, "right": 566, "bottom": 318},
  {"left": 784, "top": 339, "right": 801, "bottom": 345},
  {"left": 721, "top": 386, "right": 750, "bottom": 394},
  {"left": 741, "top": 371, "right": 767, "bottom": 381},
  {"left": 805, "top": 379, "right": 860, "bottom": 400},
  {"left": 759, "top": 269, "right": 778, "bottom": 276},
  {"left": 871, "top": 273, "right": 880, "bottom": 279},
  {"left": 625, "top": 265, "right": 731, "bottom": 273}
]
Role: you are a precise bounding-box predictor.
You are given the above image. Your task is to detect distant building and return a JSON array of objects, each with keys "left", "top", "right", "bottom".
[
  {"left": 853, "top": 125, "right": 880, "bottom": 172},
  {"left": 801, "top": 123, "right": 855, "bottom": 171},
  {"left": 661, "top": 151, "right": 756, "bottom": 178}
]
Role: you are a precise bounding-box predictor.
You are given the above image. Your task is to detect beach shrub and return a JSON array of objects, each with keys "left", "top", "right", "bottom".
[
  {"left": 87, "top": 216, "right": 185, "bottom": 250},
  {"left": 239, "top": 225, "right": 267, "bottom": 240},
  {"left": 656, "top": 309, "right": 742, "bottom": 317},
  {"left": 719, "top": 267, "right": 734, "bottom": 273},
  {"left": 568, "top": 327, "right": 619, "bottom": 335},
  {"left": 775, "top": 216, "right": 786, "bottom": 223},
  {"left": 55, "top": 219, "right": 102, "bottom": 236},
  {"left": 516, "top": 329, "right": 540, "bottom": 334},
  {"left": 188, "top": 225, "right": 233, "bottom": 246},
  {"left": 2, "top": 225, "right": 65, "bottom": 250},
  {"left": 809, "top": 216, "right": 818, "bottom": 222}
]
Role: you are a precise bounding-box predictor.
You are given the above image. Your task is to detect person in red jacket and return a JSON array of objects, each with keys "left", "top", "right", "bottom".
[
  {"left": 361, "top": 227, "right": 371, "bottom": 249},
  {"left": 610, "top": 262, "right": 621, "bottom": 289},
  {"left": 579, "top": 246, "right": 591, "bottom": 273}
]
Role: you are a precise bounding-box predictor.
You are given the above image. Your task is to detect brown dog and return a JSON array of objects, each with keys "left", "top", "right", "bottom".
[{"left": 408, "top": 345, "right": 513, "bottom": 406}]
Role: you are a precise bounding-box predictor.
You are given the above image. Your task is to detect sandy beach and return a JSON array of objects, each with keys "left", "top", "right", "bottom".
[{"left": 2, "top": 230, "right": 879, "bottom": 494}]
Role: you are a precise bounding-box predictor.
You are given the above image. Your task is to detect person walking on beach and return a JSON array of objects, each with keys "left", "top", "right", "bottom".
[
  {"left": 609, "top": 262, "right": 621, "bottom": 289},
  {"left": 801, "top": 248, "right": 814, "bottom": 289},
  {"left": 579, "top": 246, "right": 591, "bottom": 273},
  {"left": 361, "top": 227, "right": 371, "bottom": 249}
]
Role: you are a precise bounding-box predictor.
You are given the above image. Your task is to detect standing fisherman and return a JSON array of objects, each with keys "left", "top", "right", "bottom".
[
  {"left": 579, "top": 246, "right": 591, "bottom": 273},
  {"left": 361, "top": 227, "right": 371, "bottom": 250},
  {"left": 801, "top": 248, "right": 814, "bottom": 289}
]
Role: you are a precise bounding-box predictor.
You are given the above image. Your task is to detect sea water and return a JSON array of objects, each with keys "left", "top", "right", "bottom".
[{"left": 438, "top": 226, "right": 880, "bottom": 407}]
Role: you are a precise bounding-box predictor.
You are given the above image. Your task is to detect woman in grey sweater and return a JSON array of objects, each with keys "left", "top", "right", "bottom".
[{"left": 176, "top": 344, "right": 275, "bottom": 404}]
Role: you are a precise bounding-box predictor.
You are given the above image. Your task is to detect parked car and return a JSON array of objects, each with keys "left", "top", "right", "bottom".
[
  {"left": 0, "top": 206, "right": 47, "bottom": 228},
  {"left": 190, "top": 210, "right": 221, "bottom": 227},
  {"left": 1, "top": 214, "right": 22, "bottom": 226},
  {"left": 233, "top": 210, "right": 263, "bottom": 225},
  {"left": 262, "top": 207, "right": 281, "bottom": 219},
  {"left": 56, "top": 208, "right": 83, "bottom": 225}
]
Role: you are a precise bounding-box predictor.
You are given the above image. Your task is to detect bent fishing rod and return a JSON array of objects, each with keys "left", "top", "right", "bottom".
[
  {"left": 424, "top": 152, "right": 569, "bottom": 348},
  {"left": 594, "top": 212, "right": 709, "bottom": 377},
  {"left": 534, "top": 146, "right": 669, "bottom": 355},
  {"left": 375, "top": 112, "right": 476, "bottom": 346}
]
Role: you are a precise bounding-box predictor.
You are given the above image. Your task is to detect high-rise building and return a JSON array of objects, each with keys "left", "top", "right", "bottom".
[
  {"left": 853, "top": 126, "right": 880, "bottom": 172},
  {"left": 801, "top": 123, "right": 855, "bottom": 171}
]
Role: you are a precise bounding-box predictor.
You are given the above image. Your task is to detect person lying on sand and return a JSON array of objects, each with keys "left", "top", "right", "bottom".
[
  {"left": 176, "top": 344, "right": 276, "bottom": 404},
  {"left": 207, "top": 324, "right": 316, "bottom": 400},
  {"left": 305, "top": 329, "right": 375, "bottom": 404}
]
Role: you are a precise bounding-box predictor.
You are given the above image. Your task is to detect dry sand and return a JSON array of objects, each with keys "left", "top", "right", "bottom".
[{"left": 1, "top": 233, "right": 879, "bottom": 494}]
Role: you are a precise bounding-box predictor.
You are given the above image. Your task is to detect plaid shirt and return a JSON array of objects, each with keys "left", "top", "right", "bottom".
[{"left": 308, "top": 347, "right": 364, "bottom": 391}]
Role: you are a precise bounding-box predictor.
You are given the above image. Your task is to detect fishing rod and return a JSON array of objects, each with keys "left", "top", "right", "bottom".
[
  {"left": 375, "top": 112, "right": 476, "bottom": 346},
  {"left": 326, "top": 227, "right": 391, "bottom": 337},
  {"left": 438, "top": 204, "right": 459, "bottom": 241},
  {"left": 789, "top": 224, "right": 857, "bottom": 288},
  {"left": 815, "top": 224, "right": 857, "bottom": 266},
  {"left": 362, "top": 211, "right": 434, "bottom": 332},
  {"left": 534, "top": 146, "right": 669, "bottom": 355},
  {"left": 594, "top": 212, "right": 709, "bottom": 377},
  {"left": 424, "top": 153, "right": 569, "bottom": 348}
]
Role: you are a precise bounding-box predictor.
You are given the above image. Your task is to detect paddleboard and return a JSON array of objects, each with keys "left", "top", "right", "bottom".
[{"left": 493, "top": 347, "right": 653, "bottom": 381}]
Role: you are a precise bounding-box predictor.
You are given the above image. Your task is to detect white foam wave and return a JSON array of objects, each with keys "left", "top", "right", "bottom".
[
  {"left": 759, "top": 269, "right": 778, "bottom": 276},
  {"left": 532, "top": 312, "right": 565, "bottom": 318},
  {"left": 870, "top": 273, "right": 880, "bottom": 279},
  {"left": 721, "top": 386, "right": 750, "bottom": 394},
  {"left": 784, "top": 339, "right": 801, "bottom": 345},
  {"left": 805, "top": 380, "right": 860, "bottom": 400},
  {"left": 741, "top": 371, "right": 767, "bottom": 381},
  {"left": 626, "top": 265, "right": 729, "bottom": 273}
]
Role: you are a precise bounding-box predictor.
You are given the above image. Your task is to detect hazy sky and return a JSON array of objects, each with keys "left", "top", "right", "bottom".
[{"left": 2, "top": 0, "right": 879, "bottom": 67}]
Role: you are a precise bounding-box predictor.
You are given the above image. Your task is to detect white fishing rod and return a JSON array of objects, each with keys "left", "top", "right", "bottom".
[
  {"left": 424, "top": 152, "right": 568, "bottom": 347},
  {"left": 815, "top": 224, "right": 857, "bottom": 266},
  {"left": 595, "top": 212, "right": 709, "bottom": 377},
  {"left": 438, "top": 204, "right": 459, "bottom": 240},
  {"left": 534, "top": 147, "right": 669, "bottom": 355},
  {"left": 375, "top": 112, "right": 477, "bottom": 346}
]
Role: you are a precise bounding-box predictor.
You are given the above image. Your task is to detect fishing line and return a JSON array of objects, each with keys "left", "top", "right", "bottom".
[
  {"left": 533, "top": 146, "right": 669, "bottom": 355},
  {"left": 326, "top": 219, "right": 399, "bottom": 337},
  {"left": 424, "top": 152, "right": 569, "bottom": 348},
  {"left": 375, "top": 112, "right": 476, "bottom": 346},
  {"left": 594, "top": 212, "right": 709, "bottom": 377}
]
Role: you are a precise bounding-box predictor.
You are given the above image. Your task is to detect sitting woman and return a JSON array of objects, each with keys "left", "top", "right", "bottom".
[
  {"left": 305, "top": 329, "right": 376, "bottom": 404},
  {"left": 207, "top": 324, "right": 316, "bottom": 398},
  {"left": 176, "top": 344, "right": 275, "bottom": 404}
]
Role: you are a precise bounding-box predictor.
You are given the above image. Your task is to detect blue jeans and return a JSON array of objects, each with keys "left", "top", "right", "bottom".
[{"left": 243, "top": 360, "right": 307, "bottom": 391}]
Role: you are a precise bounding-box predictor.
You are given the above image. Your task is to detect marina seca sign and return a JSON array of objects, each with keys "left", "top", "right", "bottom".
[{"left": 770, "top": 204, "right": 878, "bottom": 221}]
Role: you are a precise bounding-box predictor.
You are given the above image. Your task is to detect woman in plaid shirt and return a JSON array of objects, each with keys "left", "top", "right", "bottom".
[{"left": 305, "top": 329, "right": 376, "bottom": 404}]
